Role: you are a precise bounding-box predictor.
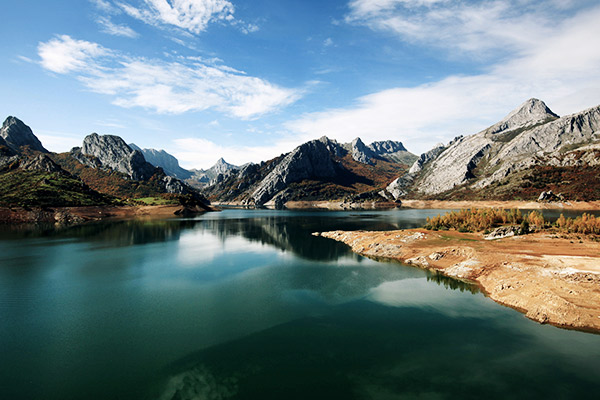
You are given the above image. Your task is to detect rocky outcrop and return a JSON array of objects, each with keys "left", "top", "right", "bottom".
[
  {"left": 537, "top": 190, "right": 565, "bottom": 203},
  {"left": 0, "top": 116, "right": 48, "bottom": 153},
  {"left": 344, "top": 138, "right": 416, "bottom": 166},
  {"left": 408, "top": 143, "right": 446, "bottom": 174},
  {"left": 129, "top": 144, "right": 192, "bottom": 180},
  {"left": 349, "top": 137, "right": 375, "bottom": 165},
  {"left": 0, "top": 137, "right": 19, "bottom": 169},
  {"left": 484, "top": 225, "right": 520, "bottom": 240},
  {"left": 248, "top": 138, "right": 338, "bottom": 205},
  {"left": 79, "top": 133, "right": 155, "bottom": 180},
  {"left": 19, "top": 154, "right": 64, "bottom": 173}
]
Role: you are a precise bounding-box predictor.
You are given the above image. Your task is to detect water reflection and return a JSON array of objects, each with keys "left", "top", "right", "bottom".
[
  {"left": 159, "top": 298, "right": 600, "bottom": 400},
  {"left": 3, "top": 209, "right": 599, "bottom": 400},
  {"left": 426, "top": 270, "right": 480, "bottom": 294}
]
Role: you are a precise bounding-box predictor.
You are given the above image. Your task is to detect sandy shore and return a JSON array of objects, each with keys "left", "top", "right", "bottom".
[
  {"left": 317, "top": 229, "right": 600, "bottom": 333},
  {"left": 0, "top": 204, "right": 213, "bottom": 224}
]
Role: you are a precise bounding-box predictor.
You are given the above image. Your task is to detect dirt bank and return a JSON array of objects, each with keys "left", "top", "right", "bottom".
[
  {"left": 400, "top": 199, "right": 600, "bottom": 210},
  {"left": 0, "top": 204, "right": 214, "bottom": 224},
  {"left": 317, "top": 229, "right": 600, "bottom": 333}
]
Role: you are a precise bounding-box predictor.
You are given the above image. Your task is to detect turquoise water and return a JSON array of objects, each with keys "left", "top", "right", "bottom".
[{"left": 0, "top": 209, "right": 599, "bottom": 399}]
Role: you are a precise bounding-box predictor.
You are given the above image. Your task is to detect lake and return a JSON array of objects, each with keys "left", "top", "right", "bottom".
[{"left": 1, "top": 209, "right": 599, "bottom": 399}]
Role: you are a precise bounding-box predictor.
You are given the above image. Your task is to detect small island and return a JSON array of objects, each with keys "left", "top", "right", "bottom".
[{"left": 317, "top": 208, "right": 600, "bottom": 333}]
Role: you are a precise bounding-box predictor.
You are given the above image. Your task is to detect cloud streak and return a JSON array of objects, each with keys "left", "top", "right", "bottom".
[
  {"left": 37, "top": 35, "right": 301, "bottom": 118},
  {"left": 117, "top": 0, "right": 237, "bottom": 34},
  {"left": 97, "top": 16, "right": 139, "bottom": 38},
  {"left": 345, "top": 0, "right": 561, "bottom": 55}
]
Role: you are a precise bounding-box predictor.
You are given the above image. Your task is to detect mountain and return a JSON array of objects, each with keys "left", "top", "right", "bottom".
[
  {"left": 0, "top": 118, "right": 114, "bottom": 207},
  {"left": 129, "top": 144, "right": 192, "bottom": 180},
  {"left": 63, "top": 133, "right": 208, "bottom": 202},
  {"left": 386, "top": 99, "right": 600, "bottom": 201},
  {"left": 0, "top": 116, "right": 48, "bottom": 153},
  {"left": 71, "top": 133, "right": 156, "bottom": 181},
  {"left": 0, "top": 117, "right": 211, "bottom": 210},
  {"left": 204, "top": 136, "right": 416, "bottom": 207},
  {"left": 187, "top": 158, "right": 239, "bottom": 188}
]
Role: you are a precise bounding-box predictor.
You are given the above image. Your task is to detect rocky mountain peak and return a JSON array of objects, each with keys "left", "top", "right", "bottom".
[
  {"left": 249, "top": 138, "right": 338, "bottom": 205},
  {"left": 129, "top": 143, "right": 192, "bottom": 180},
  {"left": 486, "top": 98, "right": 559, "bottom": 136},
  {"left": 19, "top": 154, "right": 64, "bottom": 173},
  {"left": 0, "top": 116, "right": 48, "bottom": 153},
  {"left": 317, "top": 136, "right": 344, "bottom": 157},
  {"left": 211, "top": 157, "right": 236, "bottom": 175},
  {"left": 368, "top": 140, "right": 407, "bottom": 154},
  {"left": 350, "top": 137, "right": 375, "bottom": 165},
  {"left": 81, "top": 133, "right": 155, "bottom": 180}
]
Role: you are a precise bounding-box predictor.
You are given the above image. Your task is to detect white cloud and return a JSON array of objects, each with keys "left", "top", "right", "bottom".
[
  {"left": 38, "top": 35, "right": 109, "bottom": 74},
  {"left": 285, "top": 2, "right": 600, "bottom": 155},
  {"left": 97, "top": 16, "right": 139, "bottom": 38},
  {"left": 346, "top": 0, "right": 560, "bottom": 55},
  {"left": 171, "top": 136, "right": 301, "bottom": 169},
  {"left": 38, "top": 35, "right": 301, "bottom": 119},
  {"left": 117, "top": 0, "right": 236, "bottom": 34}
]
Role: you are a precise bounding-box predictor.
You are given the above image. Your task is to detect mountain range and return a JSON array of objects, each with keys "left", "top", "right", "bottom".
[
  {"left": 0, "top": 117, "right": 209, "bottom": 209},
  {"left": 1, "top": 97, "right": 600, "bottom": 210}
]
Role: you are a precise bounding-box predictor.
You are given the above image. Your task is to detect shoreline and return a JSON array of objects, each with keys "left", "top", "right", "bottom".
[
  {"left": 0, "top": 204, "right": 214, "bottom": 224},
  {"left": 317, "top": 229, "right": 600, "bottom": 333},
  {"left": 398, "top": 199, "right": 600, "bottom": 210},
  {"left": 214, "top": 199, "right": 600, "bottom": 211}
]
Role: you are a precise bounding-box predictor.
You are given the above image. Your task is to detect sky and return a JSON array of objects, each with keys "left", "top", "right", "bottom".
[{"left": 1, "top": 0, "right": 600, "bottom": 169}]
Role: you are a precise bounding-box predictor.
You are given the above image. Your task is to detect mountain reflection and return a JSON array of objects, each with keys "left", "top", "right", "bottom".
[
  {"left": 0, "top": 219, "right": 199, "bottom": 247},
  {"left": 0, "top": 209, "right": 438, "bottom": 260},
  {"left": 197, "top": 216, "right": 357, "bottom": 261},
  {"left": 426, "top": 271, "right": 480, "bottom": 294}
]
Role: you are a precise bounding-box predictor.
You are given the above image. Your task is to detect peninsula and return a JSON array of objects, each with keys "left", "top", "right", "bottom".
[{"left": 318, "top": 222, "right": 600, "bottom": 333}]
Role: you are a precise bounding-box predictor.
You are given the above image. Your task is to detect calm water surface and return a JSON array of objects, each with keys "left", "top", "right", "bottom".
[{"left": 0, "top": 209, "right": 599, "bottom": 399}]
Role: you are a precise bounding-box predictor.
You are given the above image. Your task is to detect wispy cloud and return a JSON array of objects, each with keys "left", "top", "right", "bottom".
[
  {"left": 288, "top": 3, "right": 600, "bottom": 155},
  {"left": 37, "top": 35, "right": 301, "bottom": 119},
  {"left": 97, "top": 16, "right": 139, "bottom": 38},
  {"left": 91, "top": 0, "right": 117, "bottom": 13},
  {"left": 115, "top": 0, "right": 247, "bottom": 34},
  {"left": 345, "top": 0, "right": 565, "bottom": 56}
]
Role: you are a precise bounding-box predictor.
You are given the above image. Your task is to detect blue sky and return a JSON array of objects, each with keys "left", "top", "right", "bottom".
[{"left": 1, "top": 0, "right": 600, "bottom": 169}]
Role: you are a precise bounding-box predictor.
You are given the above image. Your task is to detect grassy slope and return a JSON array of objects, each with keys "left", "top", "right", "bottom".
[
  {"left": 0, "top": 169, "right": 115, "bottom": 207},
  {"left": 52, "top": 152, "right": 189, "bottom": 205}
]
